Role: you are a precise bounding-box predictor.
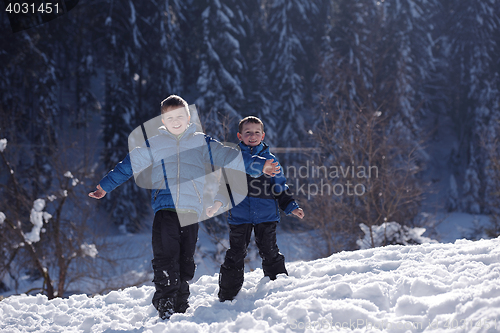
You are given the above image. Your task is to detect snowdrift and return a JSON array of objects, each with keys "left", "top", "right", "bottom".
[{"left": 1, "top": 237, "right": 500, "bottom": 332}]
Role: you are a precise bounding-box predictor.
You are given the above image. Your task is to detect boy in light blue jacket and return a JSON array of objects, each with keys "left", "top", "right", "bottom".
[{"left": 89, "top": 96, "right": 280, "bottom": 319}]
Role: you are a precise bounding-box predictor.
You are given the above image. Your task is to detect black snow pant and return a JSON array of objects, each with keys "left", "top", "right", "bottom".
[
  {"left": 218, "top": 222, "right": 287, "bottom": 301},
  {"left": 151, "top": 210, "right": 198, "bottom": 312}
]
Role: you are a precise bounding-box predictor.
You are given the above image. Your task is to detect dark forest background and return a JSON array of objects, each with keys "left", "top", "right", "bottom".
[{"left": 1, "top": 0, "right": 500, "bottom": 296}]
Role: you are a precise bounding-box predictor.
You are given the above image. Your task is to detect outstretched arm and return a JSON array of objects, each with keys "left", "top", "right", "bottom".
[
  {"left": 206, "top": 136, "right": 279, "bottom": 177},
  {"left": 88, "top": 151, "right": 142, "bottom": 199},
  {"left": 270, "top": 159, "right": 304, "bottom": 218}
]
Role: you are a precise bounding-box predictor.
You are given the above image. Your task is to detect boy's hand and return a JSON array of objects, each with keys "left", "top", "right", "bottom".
[
  {"left": 89, "top": 184, "right": 107, "bottom": 199},
  {"left": 291, "top": 208, "right": 304, "bottom": 219},
  {"left": 206, "top": 201, "right": 223, "bottom": 217},
  {"left": 263, "top": 159, "right": 280, "bottom": 177}
]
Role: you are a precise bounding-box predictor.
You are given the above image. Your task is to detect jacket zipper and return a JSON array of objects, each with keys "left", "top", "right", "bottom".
[
  {"left": 176, "top": 139, "right": 181, "bottom": 206},
  {"left": 154, "top": 162, "right": 166, "bottom": 202},
  {"left": 154, "top": 130, "right": 190, "bottom": 204},
  {"left": 191, "top": 180, "right": 202, "bottom": 203}
]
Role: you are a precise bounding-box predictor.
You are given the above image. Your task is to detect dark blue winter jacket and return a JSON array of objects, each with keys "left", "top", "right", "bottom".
[
  {"left": 99, "top": 124, "right": 267, "bottom": 218},
  {"left": 215, "top": 142, "right": 299, "bottom": 224}
]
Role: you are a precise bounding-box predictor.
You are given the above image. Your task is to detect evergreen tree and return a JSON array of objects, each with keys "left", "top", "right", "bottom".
[
  {"left": 238, "top": 0, "right": 276, "bottom": 145},
  {"left": 181, "top": 0, "right": 205, "bottom": 94},
  {"left": 0, "top": 19, "right": 60, "bottom": 200},
  {"left": 265, "top": 0, "right": 319, "bottom": 149},
  {"left": 318, "top": 0, "right": 377, "bottom": 109},
  {"left": 97, "top": 0, "right": 185, "bottom": 231},
  {"left": 444, "top": 0, "right": 500, "bottom": 213},
  {"left": 312, "top": 0, "right": 438, "bottom": 247},
  {"left": 378, "top": 0, "right": 439, "bottom": 134},
  {"left": 462, "top": 145, "right": 481, "bottom": 214},
  {"left": 53, "top": 2, "right": 101, "bottom": 165},
  {"left": 98, "top": 0, "right": 143, "bottom": 232},
  {"left": 196, "top": 0, "right": 246, "bottom": 141},
  {"left": 318, "top": 0, "right": 438, "bottom": 157},
  {"left": 0, "top": 7, "right": 104, "bottom": 295},
  {"left": 447, "top": 174, "right": 460, "bottom": 212},
  {"left": 153, "top": 0, "right": 185, "bottom": 98}
]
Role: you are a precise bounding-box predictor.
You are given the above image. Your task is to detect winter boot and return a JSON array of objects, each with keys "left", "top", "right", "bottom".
[
  {"left": 175, "top": 280, "right": 190, "bottom": 313},
  {"left": 262, "top": 254, "right": 288, "bottom": 280},
  {"left": 218, "top": 266, "right": 244, "bottom": 302},
  {"left": 154, "top": 298, "right": 176, "bottom": 320}
]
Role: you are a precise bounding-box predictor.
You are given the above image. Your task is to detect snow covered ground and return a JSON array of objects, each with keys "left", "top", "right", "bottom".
[{"left": 2, "top": 237, "right": 500, "bottom": 332}]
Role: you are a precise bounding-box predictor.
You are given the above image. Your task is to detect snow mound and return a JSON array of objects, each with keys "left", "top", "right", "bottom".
[
  {"left": 357, "top": 222, "right": 437, "bottom": 249},
  {"left": 2, "top": 238, "right": 500, "bottom": 332}
]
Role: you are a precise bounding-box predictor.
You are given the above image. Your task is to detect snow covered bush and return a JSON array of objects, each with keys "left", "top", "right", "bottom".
[
  {"left": 0, "top": 136, "right": 149, "bottom": 299},
  {"left": 298, "top": 107, "right": 428, "bottom": 256},
  {"left": 24, "top": 199, "right": 52, "bottom": 244},
  {"left": 0, "top": 138, "right": 6, "bottom": 152},
  {"left": 357, "top": 222, "right": 437, "bottom": 250}
]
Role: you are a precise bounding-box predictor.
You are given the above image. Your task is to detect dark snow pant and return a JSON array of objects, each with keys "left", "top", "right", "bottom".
[
  {"left": 219, "top": 222, "right": 287, "bottom": 301},
  {"left": 151, "top": 210, "right": 198, "bottom": 312}
]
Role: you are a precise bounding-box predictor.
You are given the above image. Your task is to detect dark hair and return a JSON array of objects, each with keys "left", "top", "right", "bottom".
[
  {"left": 238, "top": 116, "right": 264, "bottom": 133},
  {"left": 160, "top": 95, "right": 190, "bottom": 117}
]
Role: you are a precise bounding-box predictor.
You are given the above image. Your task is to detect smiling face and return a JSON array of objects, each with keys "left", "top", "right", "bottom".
[
  {"left": 161, "top": 106, "right": 190, "bottom": 135},
  {"left": 237, "top": 122, "right": 265, "bottom": 147}
]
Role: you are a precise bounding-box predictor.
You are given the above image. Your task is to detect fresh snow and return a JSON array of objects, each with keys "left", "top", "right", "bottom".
[
  {"left": 2, "top": 237, "right": 500, "bottom": 332},
  {"left": 0, "top": 138, "right": 7, "bottom": 152},
  {"left": 24, "top": 199, "right": 52, "bottom": 244},
  {"left": 80, "top": 243, "right": 99, "bottom": 259},
  {"left": 63, "top": 171, "right": 79, "bottom": 186},
  {"left": 357, "top": 222, "right": 436, "bottom": 249}
]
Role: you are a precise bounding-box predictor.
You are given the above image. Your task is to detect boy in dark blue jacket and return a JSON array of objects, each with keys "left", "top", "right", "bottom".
[
  {"left": 206, "top": 116, "right": 305, "bottom": 302},
  {"left": 89, "top": 97, "right": 280, "bottom": 319}
]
